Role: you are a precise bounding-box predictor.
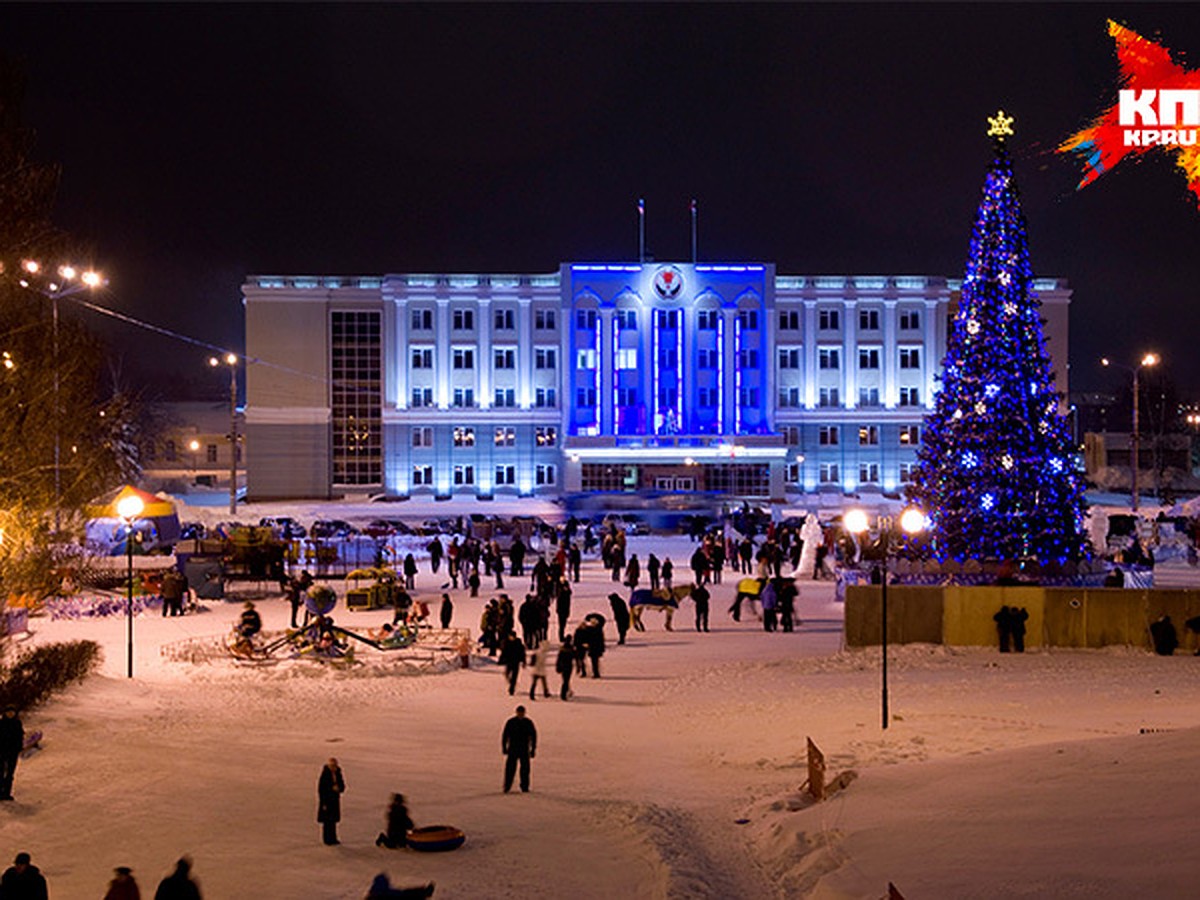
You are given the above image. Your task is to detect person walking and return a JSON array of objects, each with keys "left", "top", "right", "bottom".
[
  {"left": 375, "top": 793, "right": 414, "bottom": 849},
  {"left": 438, "top": 593, "right": 453, "bottom": 629},
  {"left": 691, "top": 582, "right": 710, "bottom": 633},
  {"left": 403, "top": 553, "right": 418, "bottom": 590},
  {"left": 555, "top": 636, "right": 575, "bottom": 700},
  {"left": 528, "top": 641, "right": 552, "bottom": 700},
  {"left": 608, "top": 593, "right": 631, "bottom": 646},
  {"left": 318, "top": 758, "right": 346, "bottom": 845},
  {"left": 647, "top": 553, "right": 661, "bottom": 592},
  {"left": 661, "top": 557, "right": 674, "bottom": 592},
  {"left": 499, "top": 631, "right": 526, "bottom": 695},
  {"left": 153, "top": 856, "right": 201, "bottom": 900},
  {"left": 1, "top": 852, "right": 47, "bottom": 899},
  {"left": 0, "top": 706, "right": 23, "bottom": 801},
  {"left": 624, "top": 554, "right": 641, "bottom": 590},
  {"left": 103, "top": 866, "right": 141, "bottom": 900},
  {"left": 160, "top": 568, "right": 186, "bottom": 617},
  {"left": 555, "top": 578, "right": 572, "bottom": 642},
  {"left": 501, "top": 705, "right": 537, "bottom": 793}
]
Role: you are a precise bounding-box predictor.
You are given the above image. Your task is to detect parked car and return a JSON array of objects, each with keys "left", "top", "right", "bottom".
[
  {"left": 364, "top": 518, "right": 413, "bottom": 539},
  {"left": 602, "top": 513, "right": 650, "bottom": 535},
  {"left": 259, "top": 516, "right": 307, "bottom": 539},
  {"left": 310, "top": 518, "right": 359, "bottom": 539}
]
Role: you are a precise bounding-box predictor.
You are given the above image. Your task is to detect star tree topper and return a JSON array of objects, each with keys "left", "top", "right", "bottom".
[{"left": 987, "top": 110, "right": 1015, "bottom": 141}]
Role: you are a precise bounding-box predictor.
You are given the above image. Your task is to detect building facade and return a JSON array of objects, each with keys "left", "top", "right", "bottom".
[{"left": 243, "top": 264, "right": 1070, "bottom": 501}]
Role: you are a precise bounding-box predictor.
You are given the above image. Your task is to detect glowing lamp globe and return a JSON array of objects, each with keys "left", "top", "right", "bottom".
[
  {"left": 899, "top": 508, "right": 928, "bottom": 535},
  {"left": 844, "top": 508, "right": 869, "bottom": 535},
  {"left": 116, "top": 495, "right": 145, "bottom": 522}
]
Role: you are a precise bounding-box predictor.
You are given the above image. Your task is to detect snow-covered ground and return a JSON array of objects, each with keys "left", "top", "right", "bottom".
[{"left": 8, "top": 497, "right": 1200, "bottom": 898}]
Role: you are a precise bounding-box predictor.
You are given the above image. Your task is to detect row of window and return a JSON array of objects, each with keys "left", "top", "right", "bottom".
[
  {"left": 144, "top": 441, "right": 235, "bottom": 463},
  {"left": 809, "top": 347, "right": 922, "bottom": 370},
  {"left": 412, "top": 346, "right": 560, "bottom": 371},
  {"left": 410, "top": 464, "right": 557, "bottom": 487},
  {"left": 794, "top": 386, "right": 923, "bottom": 408},
  {"left": 777, "top": 424, "right": 923, "bottom": 446},
  {"left": 410, "top": 387, "right": 559, "bottom": 408},
  {"left": 412, "top": 305, "right": 924, "bottom": 337},
  {"left": 413, "top": 308, "right": 561, "bottom": 333},
  {"left": 415, "top": 343, "right": 922, "bottom": 375},
  {"left": 418, "top": 426, "right": 558, "bottom": 448},
  {"left": 801, "top": 462, "right": 917, "bottom": 485}
]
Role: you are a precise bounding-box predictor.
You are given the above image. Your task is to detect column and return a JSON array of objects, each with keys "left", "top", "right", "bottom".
[
  {"left": 883, "top": 299, "right": 898, "bottom": 409},
  {"left": 435, "top": 298, "right": 450, "bottom": 409},
  {"left": 394, "top": 295, "right": 408, "bottom": 409},
  {"left": 923, "top": 299, "right": 940, "bottom": 408},
  {"left": 518, "top": 297, "right": 533, "bottom": 409},
  {"left": 478, "top": 297, "right": 492, "bottom": 408},
  {"left": 843, "top": 299, "right": 858, "bottom": 409},
  {"left": 803, "top": 301, "right": 817, "bottom": 409},
  {"left": 600, "top": 307, "right": 615, "bottom": 435},
  {"left": 721, "top": 306, "right": 738, "bottom": 436}
]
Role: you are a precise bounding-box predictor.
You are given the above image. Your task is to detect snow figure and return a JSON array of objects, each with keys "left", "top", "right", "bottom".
[
  {"left": 798, "top": 512, "right": 822, "bottom": 576},
  {"left": 905, "top": 112, "right": 1088, "bottom": 564},
  {"left": 1087, "top": 508, "right": 1110, "bottom": 558}
]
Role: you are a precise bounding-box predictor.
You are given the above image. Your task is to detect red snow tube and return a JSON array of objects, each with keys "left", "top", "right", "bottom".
[{"left": 407, "top": 825, "right": 466, "bottom": 852}]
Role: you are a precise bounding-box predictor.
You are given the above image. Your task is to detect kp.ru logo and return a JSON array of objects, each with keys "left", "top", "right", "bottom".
[
  {"left": 1060, "top": 20, "right": 1200, "bottom": 203},
  {"left": 1118, "top": 90, "right": 1198, "bottom": 146}
]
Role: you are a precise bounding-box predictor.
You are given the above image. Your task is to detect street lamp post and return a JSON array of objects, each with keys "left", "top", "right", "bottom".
[
  {"left": 16, "top": 261, "right": 104, "bottom": 533},
  {"left": 209, "top": 354, "right": 239, "bottom": 515},
  {"left": 1101, "top": 354, "right": 1159, "bottom": 513},
  {"left": 116, "top": 494, "right": 145, "bottom": 679},
  {"left": 844, "top": 506, "right": 927, "bottom": 730},
  {"left": 188, "top": 439, "right": 200, "bottom": 485}
]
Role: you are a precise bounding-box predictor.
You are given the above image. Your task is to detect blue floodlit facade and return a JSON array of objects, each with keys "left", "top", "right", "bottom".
[{"left": 242, "top": 263, "right": 1070, "bottom": 502}]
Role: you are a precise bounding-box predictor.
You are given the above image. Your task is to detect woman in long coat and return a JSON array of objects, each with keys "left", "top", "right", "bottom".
[{"left": 318, "top": 758, "right": 345, "bottom": 845}]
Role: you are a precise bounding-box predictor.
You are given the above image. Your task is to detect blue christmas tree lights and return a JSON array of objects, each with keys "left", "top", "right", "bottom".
[{"left": 905, "top": 113, "right": 1088, "bottom": 564}]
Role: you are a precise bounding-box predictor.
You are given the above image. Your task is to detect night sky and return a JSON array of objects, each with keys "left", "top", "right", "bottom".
[{"left": 4, "top": 3, "right": 1200, "bottom": 397}]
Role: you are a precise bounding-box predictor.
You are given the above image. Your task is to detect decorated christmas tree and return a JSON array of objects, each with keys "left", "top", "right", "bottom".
[{"left": 905, "top": 111, "right": 1088, "bottom": 564}]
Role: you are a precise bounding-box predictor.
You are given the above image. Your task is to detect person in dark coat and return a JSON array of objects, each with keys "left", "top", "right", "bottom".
[
  {"left": 555, "top": 635, "right": 575, "bottom": 700},
  {"left": 238, "top": 602, "right": 262, "bottom": 639},
  {"left": 1011, "top": 606, "right": 1029, "bottom": 653},
  {"left": 579, "top": 617, "right": 606, "bottom": 677},
  {"left": 993, "top": 606, "right": 1013, "bottom": 652},
  {"left": 608, "top": 593, "right": 631, "bottom": 645},
  {"left": 501, "top": 705, "right": 537, "bottom": 793},
  {"left": 161, "top": 567, "right": 187, "bottom": 617},
  {"left": 0, "top": 706, "right": 24, "bottom": 801},
  {"left": 691, "top": 582, "right": 710, "bottom": 633},
  {"left": 103, "top": 866, "right": 141, "bottom": 900},
  {"left": 403, "top": 553, "right": 418, "bottom": 590},
  {"left": 375, "top": 792, "right": 414, "bottom": 849},
  {"left": 1, "top": 852, "right": 47, "bottom": 900},
  {"left": 438, "top": 593, "right": 453, "bottom": 629},
  {"left": 427, "top": 536, "right": 444, "bottom": 574},
  {"left": 318, "top": 758, "right": 346, "bottom": 845},
  {"left": 778, "top": 579, "right": 798, "bottom": 633},
  {"left": 555, "top": 578, "right": 573, "bottom": 641},
  {"left": 153, "top": 857, "right": 201, "bottom": 900},
  {"left": 499, "top": 631, "right": 526, "bottom": 695},
  {"left": 647, "top": 553, "right": 661, "bottom": 591},
  {"left": 1151, "top": 615, "right": 1179, "bottom": 656}
]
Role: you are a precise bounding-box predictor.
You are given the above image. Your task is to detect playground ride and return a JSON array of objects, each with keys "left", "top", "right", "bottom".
[{"left": 628, "top": 586, "right": 688, "bottom": 631}]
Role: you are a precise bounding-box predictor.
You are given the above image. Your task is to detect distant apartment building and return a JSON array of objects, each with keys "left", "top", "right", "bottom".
[{"left": 242, "top": 263, "right": 1070, "bottom": 501}]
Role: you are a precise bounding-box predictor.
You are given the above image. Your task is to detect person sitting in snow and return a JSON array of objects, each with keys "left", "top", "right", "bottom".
[{"left": 238, "top": 602, "right": 263, "bottom": 640}]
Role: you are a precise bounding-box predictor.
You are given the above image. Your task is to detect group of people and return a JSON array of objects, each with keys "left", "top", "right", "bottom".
[{"left": 0, "top": 851, "right": 201, "bottom": 900}]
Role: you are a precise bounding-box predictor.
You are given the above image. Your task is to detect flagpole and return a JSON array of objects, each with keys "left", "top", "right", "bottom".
[
  {"left": 638, "top": 197, "right": 645, "bottom": 263},
  {"left": 691, "top": 198, "right": 697, "bottom": 264}
]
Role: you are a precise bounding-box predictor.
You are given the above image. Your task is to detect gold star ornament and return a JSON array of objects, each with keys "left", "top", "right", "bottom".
[{"left": 987, "top": 110, "right": 1015, "bottom": 140}]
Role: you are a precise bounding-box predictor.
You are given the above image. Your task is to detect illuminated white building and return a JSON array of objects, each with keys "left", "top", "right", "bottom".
[{"left": 242, "top": 264, "right": 1069, "bottom": 501}]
